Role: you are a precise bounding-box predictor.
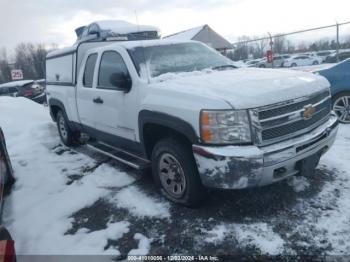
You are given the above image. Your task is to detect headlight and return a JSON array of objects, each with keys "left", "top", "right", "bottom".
[{"left": 200, "top": 110, "right": 252, "bottom": 144}]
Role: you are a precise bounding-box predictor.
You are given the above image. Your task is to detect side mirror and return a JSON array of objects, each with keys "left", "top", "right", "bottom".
[{"left": 109, "top": 72, "right": 132, "bottom": 92}]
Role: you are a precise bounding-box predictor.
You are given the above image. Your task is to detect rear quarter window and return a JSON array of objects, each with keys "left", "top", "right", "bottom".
[{"left": 83, "top": 53, "right": 98, "bottom": 88}]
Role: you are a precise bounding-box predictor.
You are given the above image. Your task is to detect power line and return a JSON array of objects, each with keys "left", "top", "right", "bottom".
[{"left": 232, "top": 21, "right": 350, "bottom": 46}]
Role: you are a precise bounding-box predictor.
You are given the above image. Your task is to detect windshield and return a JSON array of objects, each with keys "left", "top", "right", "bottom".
[{"left": 128, "top": 42, "right": 235, "bottom": 78}]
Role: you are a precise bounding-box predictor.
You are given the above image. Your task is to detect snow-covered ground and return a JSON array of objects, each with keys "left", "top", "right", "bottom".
[{"left": 1, "top": 96, "right": 350, "bottom": 259}]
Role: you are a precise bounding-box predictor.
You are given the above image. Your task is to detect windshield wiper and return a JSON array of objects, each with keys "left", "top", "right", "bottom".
[{"left": 212, "top": 64, "right": 237, "bottom": 70}]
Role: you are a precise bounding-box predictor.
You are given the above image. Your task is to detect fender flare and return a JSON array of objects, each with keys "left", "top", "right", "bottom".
[
  {"left": 138, "top": 110, "right": 200, "bottom": 146},
  {"left": 48, "top": 98, "right": 80, "bottom": 132},
  {"left": 48, "top": 98, "right": 67, "bottom": 121}
]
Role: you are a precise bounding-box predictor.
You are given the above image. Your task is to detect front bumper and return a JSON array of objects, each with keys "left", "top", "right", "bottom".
[{"left": 193, "top": 114, "right": 339, "bottom": 189}]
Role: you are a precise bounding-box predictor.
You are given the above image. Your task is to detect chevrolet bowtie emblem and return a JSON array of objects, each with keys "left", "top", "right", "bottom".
[{"left": 303, "top": 105, "right": 316, "bottom": 119}]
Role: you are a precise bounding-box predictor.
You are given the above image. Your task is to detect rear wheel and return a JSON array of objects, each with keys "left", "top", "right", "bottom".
[
  {"left": 333, "top": 92, "right": 350, "bottom": 124},
  {"left": 312, "top": 61, "right": 319, "bottom": 65},
  {"left": 151, "top": 138, "right": 205, "bottom": 207},
  {"left": 56, "top": 111, "right": 79, "bottom": 146},
  {"left": 291, "top": 63, "right": 297, "bottom": 67}
]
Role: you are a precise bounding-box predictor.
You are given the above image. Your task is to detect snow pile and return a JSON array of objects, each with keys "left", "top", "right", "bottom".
[
  {"left": 0, "top": 97, "right": 134, "bottom": 255},
  {"left": 0, "top": 80, "right": 34, "bottom": 88},
  {"left": 203, "top": 223, "right": 285, "bottom": 255},
  {"left": 61, "top": 221, "right": 130, "bottom": 255},
  {"left": 128, "top": 233, "right": 152, "bottom": 256},
  {"left": 110, "top": 185, "right": 170, "bottom": 219},
  {"left": 313, "top": 126, "right": 350, "bottom": 254},
  {"left": 234, "top": 223, "right": 285, "bottom": 255},
  {"left": 287, "top": 176, "right": 310, "bottom": 192},
  {"left": 96, "top": 20, "right": 159, "bottom": 34},
  {"left": 202, "top": 224, "right": 227, "bottom": 244}
]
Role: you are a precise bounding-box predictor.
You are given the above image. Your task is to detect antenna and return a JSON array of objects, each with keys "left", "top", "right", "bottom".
[{"left": 134, "top": 10, "right": 151, "bottom": 84}]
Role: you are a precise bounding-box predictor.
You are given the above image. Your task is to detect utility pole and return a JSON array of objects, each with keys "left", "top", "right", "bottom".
[
  {"left": 336, "top": 22, "right": 340, "bottom": 62},
  {"left": 268, "top": 32, "right": 274, "bottom": 68}
]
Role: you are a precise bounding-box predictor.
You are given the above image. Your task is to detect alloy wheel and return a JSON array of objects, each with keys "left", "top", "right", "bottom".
[{"left": 333, "top": 96, "right": 350, "bottom": 123}]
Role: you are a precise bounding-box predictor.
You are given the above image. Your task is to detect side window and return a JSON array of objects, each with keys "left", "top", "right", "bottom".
[
  {"left": 81, "top": 27, "right": 89, "bottom": 38},
  {"left": 83, "top": 53, "right": 98, "bottom": 88},
  {"left": 8, "top": 87, "right": 18, "bottom": 93},
  {"left": 98, "top": 51, "right": 130, "bottom": 90},
  {"left": 0, "top": 88, "right": 8, "bottom": 95}
]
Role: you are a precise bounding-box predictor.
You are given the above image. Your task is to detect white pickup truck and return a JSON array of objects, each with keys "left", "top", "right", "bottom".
[{"left": 46, "top": 39, "right": 338, "bottom": 206}]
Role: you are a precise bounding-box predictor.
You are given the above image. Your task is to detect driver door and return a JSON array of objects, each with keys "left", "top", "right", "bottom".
[{"left": 91, "top": 48, "right": 137, "bottom": 142}]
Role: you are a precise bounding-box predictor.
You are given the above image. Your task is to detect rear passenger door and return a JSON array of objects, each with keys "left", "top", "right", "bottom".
[{"left": 76, "top": 52, "right": 99, "bottom": 129}]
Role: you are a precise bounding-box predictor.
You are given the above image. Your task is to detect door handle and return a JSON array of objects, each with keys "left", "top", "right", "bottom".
[{"left": 93, "top": 97, "right": 104, "bottom": 104}]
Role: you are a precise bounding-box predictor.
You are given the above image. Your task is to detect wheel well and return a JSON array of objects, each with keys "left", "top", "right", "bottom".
[
  {"left": 333, "top": 91, "right": 350, "bottom": 101},
  {"left": 50, "top": 105, "right": 61, "bottom": 121},
  {"left": 142, "top": 123, "right": 192, "bottom": 159}
]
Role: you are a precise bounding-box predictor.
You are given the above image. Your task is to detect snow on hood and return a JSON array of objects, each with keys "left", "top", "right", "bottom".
[{"left": 149, "top": 68, "right": 330, "bottom": 109}]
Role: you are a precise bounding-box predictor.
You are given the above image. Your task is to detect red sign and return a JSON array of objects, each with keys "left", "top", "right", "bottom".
[
  {"left": 266, "top": 50, "right": 273, "bottom": 63},
  {"left": 10, "top": 70, "right": 23, "bottom": 81}
]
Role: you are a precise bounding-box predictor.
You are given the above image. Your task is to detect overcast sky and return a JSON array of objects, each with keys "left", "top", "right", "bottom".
[{"left": 1, "top": 0, "right": 350, "bottom": 51}]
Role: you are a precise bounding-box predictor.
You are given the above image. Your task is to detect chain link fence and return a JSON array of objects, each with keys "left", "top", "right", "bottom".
[{"left": 228, "top": 22, "right": 350, "bottom": 64}]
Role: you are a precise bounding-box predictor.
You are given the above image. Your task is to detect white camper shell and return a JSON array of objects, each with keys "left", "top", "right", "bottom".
[{"left": 46, "top": 42, "right": 116, "bottom": 86}]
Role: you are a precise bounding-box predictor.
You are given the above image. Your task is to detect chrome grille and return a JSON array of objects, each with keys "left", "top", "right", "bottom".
[
  {"left": 258, "top": 91, "right": 330, "bottom": 120},
  {"left": 251, "top": 90, "right": 331, "bottom": 146}
]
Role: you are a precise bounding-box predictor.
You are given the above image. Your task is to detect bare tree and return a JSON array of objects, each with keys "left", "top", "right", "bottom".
[
  {"left": 233, "top": 35, "right": 251, "bottom": 61},
  {"left": 14, "top": 43, "right": 48, "bottom": 80},
  {"left": 253, "top": 37, "right": 268, "bottom": 58},
  {"left": 0, "top": 48, "right": 12, "bottom": 83},
  {"left": 273, "top": 35, "right": 286, "bottom": 54}
]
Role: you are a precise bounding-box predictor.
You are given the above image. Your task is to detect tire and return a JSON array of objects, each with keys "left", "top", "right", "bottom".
[
  {"left": 291, "top": 63, "right": 297, "bottom": 67},
  {"left": 151, "top": 138, "right": 205, "bottom": 207},
  {"left": 0, "top": 226, "right": 12, "bottom": 241},
  {"left": 312, "top": 61, "right": 319, "bottom": 65},
  {"left": 259, "top": 64, "right": 266, "bottom": 68},
  {"left": 332, "top": 92, "right": 350, "bottom": 124},
  {"left": 56, "top": 110, "right": 78, "bottom": 146}
]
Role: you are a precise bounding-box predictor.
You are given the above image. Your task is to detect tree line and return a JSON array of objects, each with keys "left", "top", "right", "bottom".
[{"left": 0, "top": 43, "right": 55, "bottom": 84}]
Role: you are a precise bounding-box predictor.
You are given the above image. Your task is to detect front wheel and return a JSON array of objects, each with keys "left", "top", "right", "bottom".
[
  {"left": 312, "top": 61, "right": 319, "bottom": 65},
  {"left": 151, "top": 138, "right": 205, "bottom": 207},
  {"left": 333, "top": 92, "right": 350, "bottom": 123},
  {"left": 291, "top": 63, "right": 297, "bottom": 67},
  {"left": 56, "top": 111, "right": 79, "bottom": 146}
]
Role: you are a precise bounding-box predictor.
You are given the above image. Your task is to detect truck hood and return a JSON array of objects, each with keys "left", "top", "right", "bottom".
[{"left": 149, "top": 68, "right": 330, "bottom": 109}]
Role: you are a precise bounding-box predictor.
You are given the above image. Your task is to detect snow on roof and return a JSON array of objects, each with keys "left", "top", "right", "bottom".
[
  {"left": 95, "top": 20, "right": 159, "bottom": 34},
  {"left": 164, "top": 25, "right": 205, "bottom": 41},
  {"left": 47, "top": 45, "right": 77, "bottom": 59},
  {"left": 0, "top": 80, "right": 34, "bottom": 88},
  {"left": 119, "top": 39, "right": 197, "bottom": 49}
]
